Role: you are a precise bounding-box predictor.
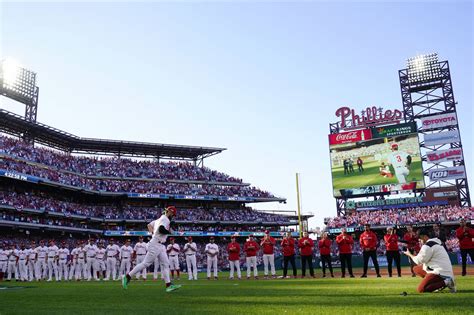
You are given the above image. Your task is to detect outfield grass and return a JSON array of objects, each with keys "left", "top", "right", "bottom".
[
  {"left": 0, "top": 270, "right": 473, "bottom": 315},
  {"left": 332, "top": 159, "right": 424, "bottom": 190}
]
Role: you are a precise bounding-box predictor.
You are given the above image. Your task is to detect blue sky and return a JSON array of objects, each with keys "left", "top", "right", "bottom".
[{"left": 0, "top": 1, "right": 472, "bottom": 229}]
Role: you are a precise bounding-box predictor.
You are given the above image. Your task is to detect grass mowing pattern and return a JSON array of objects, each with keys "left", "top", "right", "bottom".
[{"left": 0, "top": 272, "right": 472, "bottom": 315}]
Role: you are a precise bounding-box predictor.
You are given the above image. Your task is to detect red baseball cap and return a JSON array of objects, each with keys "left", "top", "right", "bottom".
[
  {"left": 391, "top": 143, "right": 398, "bottom": 149},
  {"left": 166, "top": 206, "right": 177, "bottom": 216},
  {"left": 169, "top": 237, "right": 175, "bottom": 241},
  {"left": 264, "top": 230, "right": 270, "bottom": 234}
]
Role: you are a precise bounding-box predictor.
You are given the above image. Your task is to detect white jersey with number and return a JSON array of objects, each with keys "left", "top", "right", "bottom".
[
  {"left": 18, "top": 249, "right": 28, "bottom": 260},
  {"left": 0, "top": 249, "right": 8, "bottom": 261},
  {"left": 7, "top": 249, "right": 18, "bottom": 261},
  {"left": 96, "top": 248, "right": 106, "bottom": 260},
  {"left": 48, "top": 245, "right": 59, "bottom": 258},
  {"left": 27, "top": 248, "right": 36, "bottom": 260},
  {"left": 36, "top": 246, "right": 48, "bottom": 259},
  {"left": 205, "top": 243, "right": 219, "bottom": 256},
  {"left": 120, "top": 246, "right": 133, "bottom": 259},
  {"left": 84, "top": 244, "right": 98, "bottom": 258},
  {"left": 106, "top": 244, "right": 120, "bottom": 257},
  {"left": 389, "top": 151, "right": 409, "bottom": 168}
]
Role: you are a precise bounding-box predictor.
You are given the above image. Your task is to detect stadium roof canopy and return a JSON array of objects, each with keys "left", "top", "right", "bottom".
[{"left": 0, "top": 109, "right": 226, "bottom": 160}]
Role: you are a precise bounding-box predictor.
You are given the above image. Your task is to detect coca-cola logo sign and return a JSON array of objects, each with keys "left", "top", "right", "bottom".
[
  {"left": 427, "top": 148, "right": 463, "bottom": 164},
  {"left": 335, "top": 106, "right": 403, "bottom": 130},
  {"left": 329, "top": 129, "right": 372, "bottom": 145}
]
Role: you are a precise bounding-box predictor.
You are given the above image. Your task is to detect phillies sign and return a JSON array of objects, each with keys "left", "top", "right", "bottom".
[
  {"left": 335, "top": 106, "right": 403, "bottom": 130},
  {"left": 429, "top": 166, "right": 466, "bottom": 182},
  {"left": 427, "top": 148, "right": 463, "bottom": 164},
  {"left": 421, "top": 113, "right": 457, "bottom": 130},
  {"left": 329, "top": 129, "right": 372, "bottom": 145}
]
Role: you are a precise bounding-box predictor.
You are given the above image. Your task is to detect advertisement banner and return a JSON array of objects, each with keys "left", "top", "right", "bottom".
[
  {"left": 427, "top": 148, "right": 464, "bottom": 164},
  {"left": 371, "top": 122, "right": 417, "bottom": 138},
  {"left": 0, "top": 169, "right": 40, "bottom": 183},
  {"left": 424, "top": 130, "right": 460, "bottom": 146},
  {"left": 329, "top": 129, "right": 372, "bottom": 145},
  {"left": 429, "top": 166, "right": 466, "bottom": 182},
  {"left": 421, "top": 113, "right": 457, "bottom": 130},
  {"left": 104, "top": 230, "right": 300, "bottom": 237}
]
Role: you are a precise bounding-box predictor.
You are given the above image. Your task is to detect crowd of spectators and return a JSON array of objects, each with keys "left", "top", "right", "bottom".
[
  {"left": 0, "top": 190, "right": 291, "bottom": 223},
  {"left": 0, "top": 135, "right": 243, "bottom": 182},
  {"left": 0, "top": 157, "right": 274, "bottom": 198},
  {"left": 325, "top": 205, "right": 473, "bottom": 228}
]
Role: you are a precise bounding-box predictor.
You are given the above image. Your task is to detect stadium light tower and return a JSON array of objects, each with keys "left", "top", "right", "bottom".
[
  {"left": 0, "top": 58, "right": 39, "bottom": 123},
  {"left": 406, "top": 53, "right": 442, "bottom": 84}
]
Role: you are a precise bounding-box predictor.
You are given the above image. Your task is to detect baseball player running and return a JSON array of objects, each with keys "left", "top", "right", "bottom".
[
  {"left": 122, "top": 206, "right": 181, "bottom": 292},
  {"left": 167, "top": 237, "right": 181, "bottom": 280},
  {"left": 183, "top": 236, "right": 198, "bottom": 281},
  {"left": 388, "top": 143, "right": 412, "bottom": 184},
  {"left": 205, "top": 237, "right": 219, "bottom": 280}
]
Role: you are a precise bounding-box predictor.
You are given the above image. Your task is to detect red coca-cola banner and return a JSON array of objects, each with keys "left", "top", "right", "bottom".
[{"left": 329, "top": 129, "right": 372, "bottom": 145}]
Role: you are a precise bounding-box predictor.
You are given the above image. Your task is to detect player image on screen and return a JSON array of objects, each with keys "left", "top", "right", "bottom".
[
  {"left": 329, "top": 127, "right": 424, "bottom": 197},
  {"left": 388, "top": 143, "right": 412, "bottom": 184}
]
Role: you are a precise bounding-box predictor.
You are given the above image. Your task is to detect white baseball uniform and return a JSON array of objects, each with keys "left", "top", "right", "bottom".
[
  {"left": 84, "top": 244, "right": 99, "bottom": 281},
  {"left": 183, "top": 242, "right": 198, "bottom": 280},
  {"left": 205, "top": 243, "right": 219, "bottom": 278},
  {"left": 47, "top": 245, "right": 59, "bottom": 281},
  {"left": 7, "top": 249, "right": 18, "bottom": 280},
  {"left": 35, "top": 246, "right": 48, "bottom": 280},
  {"left": 105, "top": 244, "right": 120, "bottom": 280},
  {"left": 134, "top": 242, "right": 148, "bottom": 279},
  {"left": 27, "top": 248, "right": 36, "bottom": 281},
  {"left": 75, "top": 247, "right": 86, "bottom": 280},
  {"left": 128, "top": 215, "right": 171, "bottom": 284},
  {"left": 119, "top": 245, "right": 133, "bottom": 276},
  {"left": 58, "top": 247, "right": 70, "bottom": 281},
  {"left": 167, "top": 243, "right": 181, "bottom": 272},
  {"left": 389, "top": 151, "right": 410, "bottom": 184},
  {"left": 96, "top": 247, "right": 106, "bottom": 278},
  {"left": 17, "top": 249, "right": 29, "bottom": 281},
  {"left": 0, "top": 249, "right": 8, "bottom": 274}
]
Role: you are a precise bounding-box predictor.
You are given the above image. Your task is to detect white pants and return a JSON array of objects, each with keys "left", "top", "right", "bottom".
[
  {"left": 129, "top": 241, "right": 170, "bottom": 284},
  {"left": 263, "top": 254, "right": 276, "bottom": 276},
  {"left": 7, "top": 261, "right": 17, "bottom": 280},
  {"left": 97, "top": 259, "right": 106, "bottom": 273},
  {"left": 246, "top": 256, "right": 258, "bottom": 278},
  {"left": 135, "top": 255, "right": 147, "bottom": 279},
  {"left": 75, "top": 260, "right": 86, "bottom": 280},
  {"left": 58, "top": 260, "right": 69, "bottom": 280},
  {"left": 153, "top": 256, "right": 163, "bottom": 280},
  {"left": 185, "top": 254, "right": 197, "bottom": 280},
  {"left": 229, "top": 260, "right": 241, "bottom": 279},
  {"left": 119, "top": 258, "right": 131, "bottom": 276},
  {"left": 395, "top": 166, "right": 409, "bottom": 184},
  {"left": 0, "top": 261, "right": 7, "bottom": 273},
  {"left": 207, "top": 256, "right": 218, "bottom": 278},
  {"left": 18, "top": 260, "right": 28, "bottom": 281},
  {"left": 27, "top": 260, "right": 35, "bottom": 281},
  {"left": 85, "top": 258, "right": 98, "bottom": 280},
  {"left": 35, "top": 259, "right": 47, "bottom": 280},
  {"left": 47, "top": 260, "right": 59, "bottom": 281},
  {"left": 169, "top": 255, "right": 180, "bottom": 271},
  {"left": 106, "top": 257, "right": 117, "bottom": 280},
  {"left": 69, "top": 262, "right": 76, "bottom": 280}
]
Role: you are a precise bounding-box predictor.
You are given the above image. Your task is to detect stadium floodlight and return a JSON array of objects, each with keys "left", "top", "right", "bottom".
[
  {"left": 0, "top": 58, "right": 37, "bottom": 103},
  {"left": 406, "top": 53, "right": 441, "bottom": 84}
]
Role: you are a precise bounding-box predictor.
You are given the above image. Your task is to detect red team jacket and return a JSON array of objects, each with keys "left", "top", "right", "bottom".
[
  {"left": 244, "top": 240, "right": 259, "bottom": 257},
  {"left": 403, "top": 232, "right": 421, "bottom": 253},
  {"left": 359, "top": 231, "right": 378, "bottom": 251},
  {"left": 336, "top": 233, "right": 353, "bottom": 254},
  {"left": 260, "top": 237, "right": 276, "bottom": 255},
  {"left": 318, "top": 239, "right": 332, "bottom": 256},
  {"left": 456, "top": 226, "right": 474, "bottom": 249},
  {"left": 384, "top": 234, "right": 399, "bottom": 251},
  {"left": 298, "top": 237, "right": 314, "bottom": 256},
  {"left": 227, "top": 242, "right": 241, "bottom": 261},
  {"left": 281, "top": 238, "right": 295, "bottom": 256}
]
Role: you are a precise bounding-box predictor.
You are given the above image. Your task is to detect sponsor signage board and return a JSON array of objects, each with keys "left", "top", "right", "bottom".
[
  {"left": 329, "top": 129, "right": 372, "bottom": 145},
  {"left": 371, "top": 122, "right": 417, "bottom": 138},
  {"left": 424, "top": 130, "right": 460, "bottom": 146},
  {"left": 421, "top": 113, "right": 457, "bottom": 130},
  {"left": 427, "top": 148, "right": 463, "bottom": 164},
  {"left": 428, "top": 166, "right": 466, "bottom": 181}
]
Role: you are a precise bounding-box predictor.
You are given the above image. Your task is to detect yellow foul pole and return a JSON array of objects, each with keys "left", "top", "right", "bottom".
[{"left": 296, "top": 173, "right": 303, "bottom": 237}]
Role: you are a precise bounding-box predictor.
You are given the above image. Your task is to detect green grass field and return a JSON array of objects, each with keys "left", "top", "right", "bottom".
[
  {"left": 1, "top": 269, "right": 473, "bottom": 315},
  {"left": 332, "top": 158, "right": 424, "bottom": 190}
]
